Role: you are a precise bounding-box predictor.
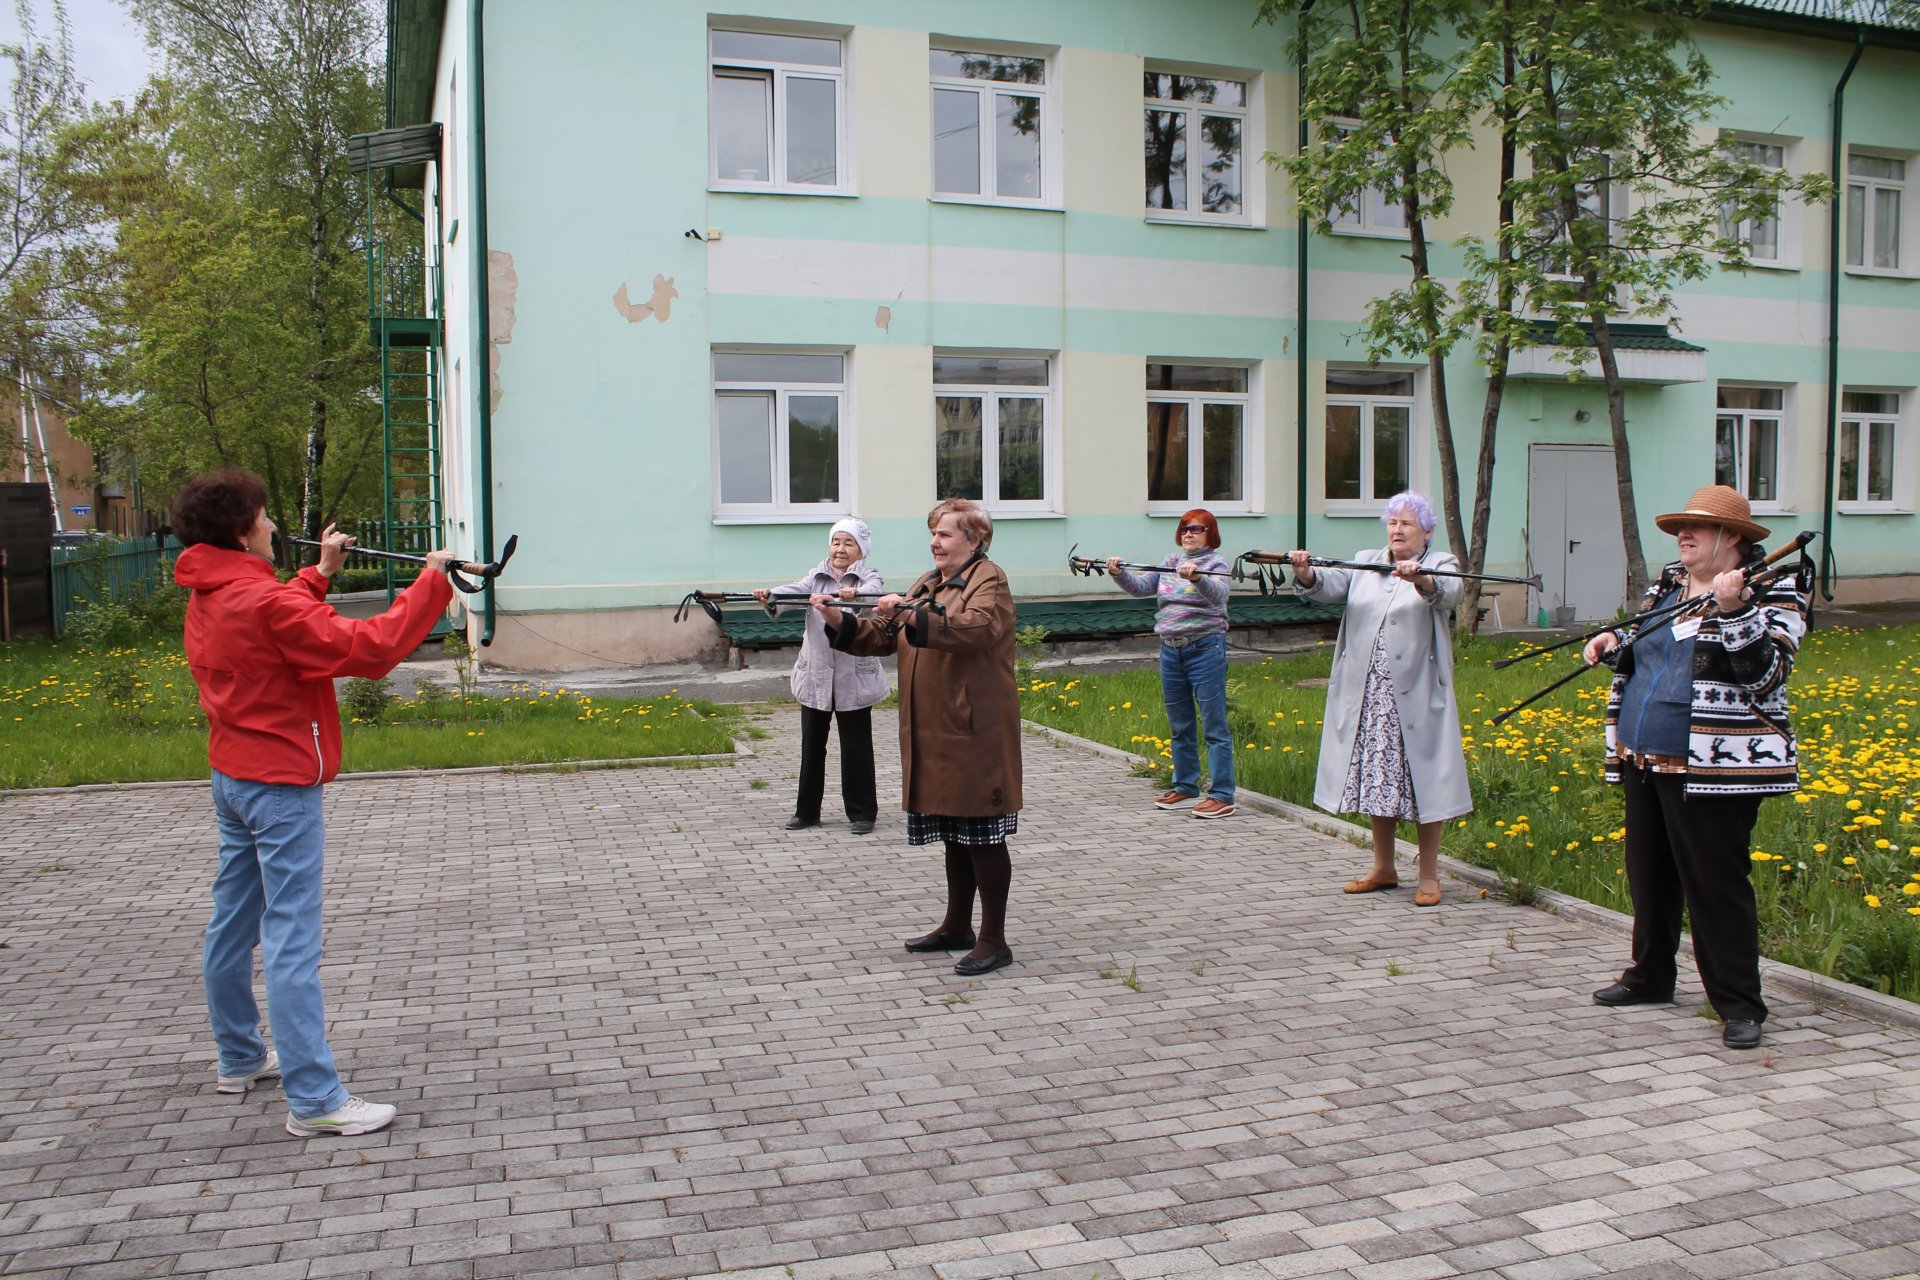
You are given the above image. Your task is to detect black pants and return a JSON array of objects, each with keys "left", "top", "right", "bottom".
[
  {"left": 1619, "top": 765, "right": 1767, "bottom": 1022},
  {"left": 795, "top": 705, "right": 877, "bottom": 824}
]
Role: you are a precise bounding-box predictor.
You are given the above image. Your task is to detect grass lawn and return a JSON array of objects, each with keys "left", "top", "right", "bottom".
[
  {"left": 0, "top": 637, "right": 738, "bottom": 789},
  {"left": 1023, "top": 624, "right": 1920, "bottom": 1002}
]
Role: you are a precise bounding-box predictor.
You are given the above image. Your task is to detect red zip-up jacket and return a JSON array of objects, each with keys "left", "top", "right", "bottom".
[{"left": 175, "top": 544, "right": 455, "bottom": 786}]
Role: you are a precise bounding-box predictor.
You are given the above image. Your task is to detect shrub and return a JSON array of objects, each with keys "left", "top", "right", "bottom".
[{"left": 341, "top": 676, "right": 396, "bottom": 724}]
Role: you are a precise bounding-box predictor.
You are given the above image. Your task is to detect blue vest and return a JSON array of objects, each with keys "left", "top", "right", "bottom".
[{"left": 1616, "top": 593, "right": 1697, "bottom": 758}]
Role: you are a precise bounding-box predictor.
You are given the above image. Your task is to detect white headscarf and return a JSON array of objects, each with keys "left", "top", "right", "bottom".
[{"left": 829, "top": 517, "right": 872, "bottom": 562}]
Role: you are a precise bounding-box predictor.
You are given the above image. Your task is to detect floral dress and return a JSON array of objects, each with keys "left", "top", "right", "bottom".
[{"left": 1337, "top": 630, "right": 1419, "bottom": 821}]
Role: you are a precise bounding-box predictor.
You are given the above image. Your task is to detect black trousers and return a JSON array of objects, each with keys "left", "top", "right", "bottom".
[
  {"left": 795, "top": 705, "right": 877, "bottom": 824},
  {"left": 1619, "top": 765, "right": 1767, "bottom": 1023}
]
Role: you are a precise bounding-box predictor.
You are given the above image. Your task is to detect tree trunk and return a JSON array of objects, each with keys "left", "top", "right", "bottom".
[
  {"left": 301, "top": 200, "right": 327, "bottom": 543},
  {"left": 1462, "top": 66, "right": 1518, "bottom": 638},
  {"left": 1589, "top": 310, "right": 1648, "bottom": 603}
]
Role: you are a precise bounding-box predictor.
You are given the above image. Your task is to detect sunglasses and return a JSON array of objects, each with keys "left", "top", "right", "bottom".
[{"left": 1178, "top": 525, "right": 1209, "bottom": 536}]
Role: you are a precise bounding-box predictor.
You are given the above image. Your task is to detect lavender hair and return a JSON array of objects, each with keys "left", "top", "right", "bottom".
[{"left": 1381, "top": 491, "right": 1437, "bottom": 535}]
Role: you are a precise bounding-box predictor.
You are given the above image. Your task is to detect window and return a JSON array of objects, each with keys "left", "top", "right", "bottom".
[
  {"left": 1144, "top": 73, "right": 1246, "bottom": 221},
  {"left": 1324, "top": 368, "right": 1413, "bottom": 508},
  {"left": 1846, "top": 153, "right": 1905, "bottom": 272},
  {"left": 1715, "top": 385, "right": 1784, "bottom": 507},
  {"left": 933, "top": 355, "right": 1053, "bottom": 512},
  {"left": 1146, "top": 364, "right": 1250, "bottom": 511},
  {"left": 930, "top": 49, "right": 1048, "bottom": 204},
  {"left": 1720, "top": 139, "right": 1785, "bottom": 265},
  {"left": 1531, "top": 134, "right": 1616, "bottom": 278},
  {"left": 713, "top": 352, "right": 846, "bottom": 517},
  {"left": 1838, "top": 390, "right": 1899, "bottom": 507},
  {"left": 1326, "top": 118, "right": 1405, "bottom": 236},
  {"left": 710, "top": 30, "right": 843, "bottom": 191}
]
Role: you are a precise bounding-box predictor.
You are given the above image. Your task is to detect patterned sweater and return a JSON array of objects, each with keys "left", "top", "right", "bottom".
[
  {"left": 1110, "top": 551, "right": 1231, "bottom": 640},
  {"left": 1602, "top": 550, "right": 1809, "bottom": 797}
]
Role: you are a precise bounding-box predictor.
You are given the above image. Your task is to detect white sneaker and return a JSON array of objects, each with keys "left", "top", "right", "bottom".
[
  {"left": 285, "top": 1096, "right": 398, "bottom": 1137},
  {"left": 215, "top": 1050, "right": 281, "bottom": 1094}
]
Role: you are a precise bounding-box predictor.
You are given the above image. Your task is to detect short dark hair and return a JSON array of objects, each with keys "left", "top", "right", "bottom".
[
  {"left": 171, "top": 468, "right": 268, "bottom": 550},
  {"left": 1176, "top": 508, "right": 1221, "bottom": 550}
]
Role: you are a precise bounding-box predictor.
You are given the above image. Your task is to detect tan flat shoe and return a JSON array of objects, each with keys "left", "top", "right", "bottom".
[
  {"left": 1413, "top": 881, "right": 1443, "bottom": 907},
  {"left": 1343, "top": 874, "right": 1400, "bottom": 894}
]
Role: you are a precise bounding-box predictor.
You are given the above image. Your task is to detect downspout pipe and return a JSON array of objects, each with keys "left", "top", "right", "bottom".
[
  {"left": 470, "top": 0, "right": 497, "bottom": 643},
  {"left": 1295, "top": 0, "right": 1315, "bottom": 553},
  {"left": 1821, "top": 28, "right": 1865, "bottom": 603}
]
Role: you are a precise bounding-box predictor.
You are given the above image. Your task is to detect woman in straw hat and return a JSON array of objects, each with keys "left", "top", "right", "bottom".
[{"left": 1582, "top": 484, "right": 1808, "bottom": 1051}]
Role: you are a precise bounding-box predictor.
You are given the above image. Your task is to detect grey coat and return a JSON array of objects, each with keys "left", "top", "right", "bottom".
[
  {"left": 1295, "top": 546, "right": 1474, "bottom": 822},
  {"left": 767, "top": 559, "right": 889, "bottom": 712}
]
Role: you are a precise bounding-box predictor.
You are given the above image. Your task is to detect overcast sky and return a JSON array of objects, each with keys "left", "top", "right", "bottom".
[{"left": 1, "top": 0, "right": 159, "bottom": 106}]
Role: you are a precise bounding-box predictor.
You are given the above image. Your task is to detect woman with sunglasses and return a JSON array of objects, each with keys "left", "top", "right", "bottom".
[{"left": 1106, "top": 509, "right": 1236, "bottom": 819}]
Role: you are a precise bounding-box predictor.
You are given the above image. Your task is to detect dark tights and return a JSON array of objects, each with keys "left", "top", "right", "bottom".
[{"left": 936, "top": 840, "right": 1012, "bottom": 956}]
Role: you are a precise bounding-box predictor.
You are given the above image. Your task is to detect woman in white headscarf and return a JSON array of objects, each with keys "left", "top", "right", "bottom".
[{"left": 757, "top": 518, "right": 888, "bottom": 833}]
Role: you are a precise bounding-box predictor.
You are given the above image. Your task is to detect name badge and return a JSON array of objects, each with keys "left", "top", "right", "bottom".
[{"left": 1670, "top": 617, "right": 1702, "bottom": 641}]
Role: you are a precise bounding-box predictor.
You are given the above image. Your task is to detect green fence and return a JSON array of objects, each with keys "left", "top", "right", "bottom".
[{"left": 51, "top": 535, "right": 182, "bottom": 638}]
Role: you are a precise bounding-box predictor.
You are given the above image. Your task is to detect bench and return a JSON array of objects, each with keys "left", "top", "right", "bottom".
[{"left": 714, "top": 593, "right": 1342, "bottom": 652}]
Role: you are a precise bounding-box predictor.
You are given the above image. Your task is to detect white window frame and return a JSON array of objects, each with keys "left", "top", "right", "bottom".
[
  {"left": 708, "top": 27, "right": 849, "bottom": 195},
  {"left": 932, "top": 353, "right": 1059, "bottom": 516},
  {"left": 1144, "top": 363, "right": 1258, "bottom": 515},
  {"left": 1719, "top": 134, "right": 1798, "bottom": 270},
  {"left": 1714, "top": 382, "right": 1791, "bottom": 514},
  {"left": 1143, "top": 69, "right": 1252, "bottom": 227},
  {"left": 929, "top": 44, "right": 1057, "bottom": 209},
  {"left": 1323, "top": 365, "right": 1421, "bottom": 517},
  {"left": 1845, "top": 148, "right": 1913, "bottom": 277},
  {"left": 1325, "top": 117, "right": 1408, "bottom": 239},
  {"left": 711, "top": 349, "right": 852, "bottom": 522},
  {"left": 1836, "top": 388, "right": 1912, "bottom": 513},
  {"left": 1533, "top": 144, "right": 1623, "bottom": 281}
]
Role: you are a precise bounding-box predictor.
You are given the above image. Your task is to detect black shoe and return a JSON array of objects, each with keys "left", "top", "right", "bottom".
[
  {"left": 1722, "top": 1018, "right": 1763, "bottom": 1050},
  {"left": 849, "top": 818, "right": 875, "bottom": 835},
  {"left": 1592, "top": 982, "right": 1675, "bottom": 1007},
  {"left": 953, "top": 947, "right": 1014, "bottom": 976},
  {"left": 784, "top": 815, "right": 820, "bottom": 830},
  {"left": 904, "top": 928, "right": 975, "bottom": 953}
]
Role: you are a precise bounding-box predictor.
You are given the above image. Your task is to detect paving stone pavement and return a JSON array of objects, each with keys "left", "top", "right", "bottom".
[{"left": 5, "top": 706, "right": 1920, "bottom": 1280}]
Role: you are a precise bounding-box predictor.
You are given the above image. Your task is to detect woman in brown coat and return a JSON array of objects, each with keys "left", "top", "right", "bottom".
[{"left": 815, "top": 498, "right": 1022, "bottom": 976}]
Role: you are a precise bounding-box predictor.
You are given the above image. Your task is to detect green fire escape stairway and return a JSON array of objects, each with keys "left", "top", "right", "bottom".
[{"left": 347, "top": 122, "right": 445, "bottom": 609}]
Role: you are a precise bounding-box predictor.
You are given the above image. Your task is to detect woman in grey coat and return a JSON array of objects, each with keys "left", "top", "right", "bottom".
[
  {"left": 1289, "top": 491, "right": 1473, "bottom": 906},
  {"left": 757, "top": 518, "right": 888, "bottom": 833}
]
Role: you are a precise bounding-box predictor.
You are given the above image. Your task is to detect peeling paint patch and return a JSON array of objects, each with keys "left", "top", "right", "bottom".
[
  {"left": 874, "top": 304, "right": 891, "bottom": 331},
  {"left": 488, "top": 249, "right": 518, "bottom": 413},
  {"left": 614, "top": 274, "right": 678, "bottom": 324}
]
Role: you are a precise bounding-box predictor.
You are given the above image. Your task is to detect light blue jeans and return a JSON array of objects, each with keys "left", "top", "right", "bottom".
[
  {"left": 205, "top": 771, "right": 347, "bottom": 1118},
  {"left": 1160, "top": 632, "right": 1235, "bottom": 803}
]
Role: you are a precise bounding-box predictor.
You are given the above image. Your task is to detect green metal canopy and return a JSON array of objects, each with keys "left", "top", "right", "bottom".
[{"left": 1516, "top": 320, "right": 1707, "bottom": 354}]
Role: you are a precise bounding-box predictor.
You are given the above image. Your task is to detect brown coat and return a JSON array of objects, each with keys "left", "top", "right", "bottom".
[{"left": 830, "top": 554, "right": 1022, "bottom": 817}]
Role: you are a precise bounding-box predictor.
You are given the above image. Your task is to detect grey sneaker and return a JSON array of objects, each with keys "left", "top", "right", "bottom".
[
  {"left": 216, "top": 1050, "right": 281, "bottom": 1094},
  {"left": 285, "top": 1096, "right": 397, "bottom": 1137}
]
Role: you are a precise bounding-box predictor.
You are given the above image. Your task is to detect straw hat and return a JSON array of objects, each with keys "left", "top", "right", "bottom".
[{"left": 1654, "top": 484, "right": 1769, "bottom": 543}]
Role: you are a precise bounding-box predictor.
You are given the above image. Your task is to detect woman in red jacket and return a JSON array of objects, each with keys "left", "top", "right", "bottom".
[{"left": 172, "top": 468, "right": 453, "bottom": 1137}]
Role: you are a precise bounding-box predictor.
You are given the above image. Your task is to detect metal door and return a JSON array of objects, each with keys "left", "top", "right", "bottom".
[
  {"left": 1528, "top": 445, "right": 1627, "bottom": 623},
  {"left": 0, "top": 482, "right": 54, "bottom": 637}
]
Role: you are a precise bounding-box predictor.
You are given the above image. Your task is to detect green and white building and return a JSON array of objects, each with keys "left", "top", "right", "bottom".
[{"left": 363, "top": 0, "right": 1920, "bottom": 667}]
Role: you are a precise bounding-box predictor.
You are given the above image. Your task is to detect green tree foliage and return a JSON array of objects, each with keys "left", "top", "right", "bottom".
[
  {"left": 90, "top": 0, "right": 386, "bottom": 554},
  {"left": 1263, "top": 0, "right": 1498, "bottom": 628},
  {"left": 1265, "top": 0, "right": 1825, "bottom": 611},
  {"left": 1462, "top": 0, "right": 1823, "bottom": 600},
  {"left": 0, "top": 0, "right": 140, "bottom": 468},
  {"left": 82, "top": 77, "right": 381, "bottom": 546}
]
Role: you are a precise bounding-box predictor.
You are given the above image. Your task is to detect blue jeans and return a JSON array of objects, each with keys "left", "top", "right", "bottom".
[
  {"left": 205, "top": 771, "right": 347, "bottom": 1118},
  {"left": 1160, "top": 632, "right": 1235, "bottom": 802}
]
